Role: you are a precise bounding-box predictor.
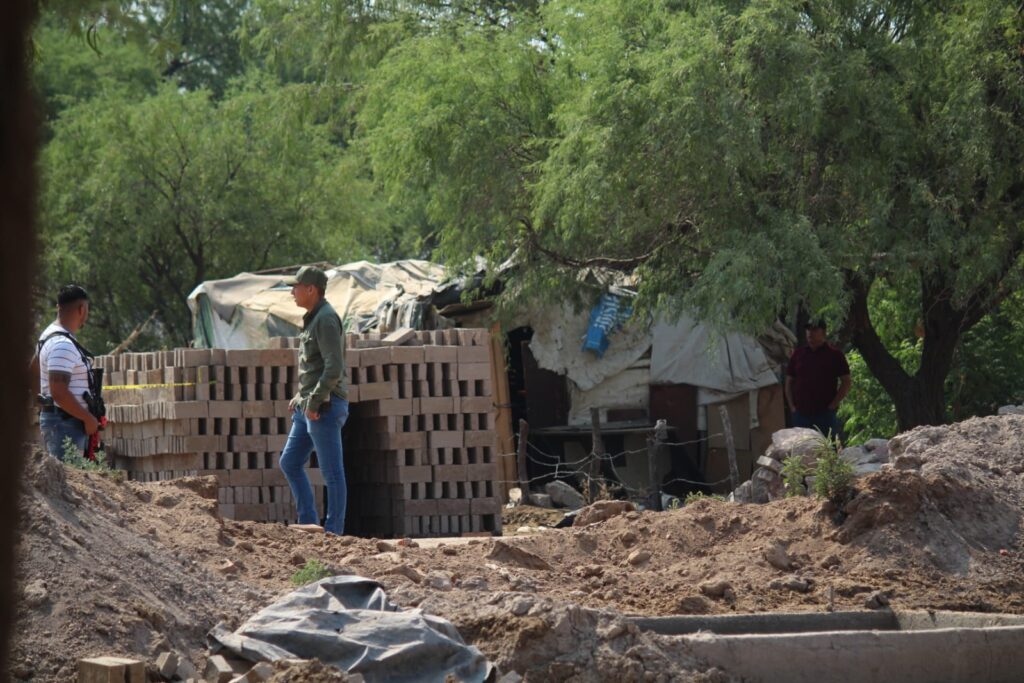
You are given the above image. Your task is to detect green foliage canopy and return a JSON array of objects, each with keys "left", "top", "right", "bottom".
[
  {"left": 358, "top": 0, "right": 1024, "bottom": 428},
  {"left": 41, "top": 81, "right": 383, "bottom": 350}
]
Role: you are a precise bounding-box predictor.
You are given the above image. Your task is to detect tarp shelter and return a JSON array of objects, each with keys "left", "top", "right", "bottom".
[
  {"left": 188, "top": 260, "right": 447, "bottom": 349},
  {"left": 521, "top": 297, "right": 796, "bottom": 494}
]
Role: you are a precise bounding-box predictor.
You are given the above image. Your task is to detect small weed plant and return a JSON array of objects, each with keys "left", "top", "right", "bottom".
[
  {"left": 684, "top": 490, "right": 726, "bottom": 505},
  {"left": 291, "top": 559, "right": 333, "bottom": 586},
  {"left": 812, "top": 436, "right": 855, "bottom": 502},
  {"left": 781, "top": 456, "right": 810, "bottom": 497},
  {"left": 62, "top": 437, "right": 120, "bottom": 479}
]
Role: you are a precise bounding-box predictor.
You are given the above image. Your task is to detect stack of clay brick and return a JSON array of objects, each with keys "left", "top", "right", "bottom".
[
  {"left": 96, "top": 347, "right": 313, "bottom": 522},
  {"left": 345, "top": 328, "right": 502, "bottom": 537},
  {"left": 95, "top": 329, "right": 503, "bottom": 537}
]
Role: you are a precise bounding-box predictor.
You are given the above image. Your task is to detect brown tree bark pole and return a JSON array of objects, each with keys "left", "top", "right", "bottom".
[
  {"left": 516, "top": 419, "right": 530, "bottom": 493},
  {"left": 718, "top": 405, "right": 740, "bottom": 494},
  {"left": 0, "top": 0, "right": 40, "bottom": 676}
]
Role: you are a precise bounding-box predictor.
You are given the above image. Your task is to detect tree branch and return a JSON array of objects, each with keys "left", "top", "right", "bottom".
[{"left": 517, "top": 217, "right": 695, "bottom": 272}]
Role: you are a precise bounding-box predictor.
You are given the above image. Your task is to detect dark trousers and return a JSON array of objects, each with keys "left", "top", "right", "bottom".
[{"left": 792, "top": 409, "right": 840, "bottom": 440}]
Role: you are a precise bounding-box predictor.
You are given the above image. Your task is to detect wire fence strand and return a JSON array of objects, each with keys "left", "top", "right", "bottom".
[{"left": 491, "top": 429, "right": 737, "bottom": 505}]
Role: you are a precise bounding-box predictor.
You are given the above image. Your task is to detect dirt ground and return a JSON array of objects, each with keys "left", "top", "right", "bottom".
[{"left": 10, "top": 415, "right": 1024, "bottom": 682}]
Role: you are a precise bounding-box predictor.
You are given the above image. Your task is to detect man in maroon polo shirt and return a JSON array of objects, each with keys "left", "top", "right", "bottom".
[{"left": 785, "top": 320, "right": 851, "bottom": 438}]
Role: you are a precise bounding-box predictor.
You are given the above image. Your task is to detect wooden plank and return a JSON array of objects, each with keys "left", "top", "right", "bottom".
[{"left": 489, "top": 324, "right": 515, "bottom": 502}]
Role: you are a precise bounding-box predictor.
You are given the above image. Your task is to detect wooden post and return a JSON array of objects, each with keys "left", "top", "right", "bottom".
[
  {"left": 588, "top": 408, "right": 604, "bottom": 501},
  {"left": 718, "top": 404, "right": 740, "bottom": 494},
  {"left": 488, "top": 324, "right": 515, "bottom": 501},
  {"left": 517, "top": 419, "right": 530, "bottom": 493},
  {"left": 648, "top": 419, "right": 667, "bottom": 511}
]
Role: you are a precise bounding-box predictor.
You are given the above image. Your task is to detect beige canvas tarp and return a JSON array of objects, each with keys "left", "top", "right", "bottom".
[{"left": 188, "top": 260, "right": 447, "bottom": 349}]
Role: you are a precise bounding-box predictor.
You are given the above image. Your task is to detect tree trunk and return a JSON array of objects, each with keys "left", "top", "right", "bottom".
[
  {"left": 847, "top": 273, "right": 961, "bottom": 433},
  {"left": 0, "top": 0, "right": 39, "bottom": 676}
]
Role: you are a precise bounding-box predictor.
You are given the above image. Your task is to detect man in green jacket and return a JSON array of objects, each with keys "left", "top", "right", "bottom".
[{"left": 279, "top": 266, "right": 349, "bottom": 534}]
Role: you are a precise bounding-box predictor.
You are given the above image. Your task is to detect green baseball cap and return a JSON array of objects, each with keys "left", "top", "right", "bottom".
[{"left": 283, "top": 266, "right": 328, "bottom": 289}]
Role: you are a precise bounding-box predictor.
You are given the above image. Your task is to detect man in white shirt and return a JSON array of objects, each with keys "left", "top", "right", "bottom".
[{"left": 30, "top": 285, "right": 98, "bottom": 460}]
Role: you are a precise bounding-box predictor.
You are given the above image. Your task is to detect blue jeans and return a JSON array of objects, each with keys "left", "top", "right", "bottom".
[
  {"left": 792, "top": 409, "right": 840, "bottom": 440},
  {"left": 39, "top": 412, "right": 87, "bottom": 461},
  {"left": 280, "top": 398, "right": 349, "bottom": 534}
]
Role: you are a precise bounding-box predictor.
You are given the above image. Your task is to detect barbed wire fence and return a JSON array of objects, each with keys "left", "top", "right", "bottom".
[{"left": 490, "top": 408, "right": 742, "bottom": 511}]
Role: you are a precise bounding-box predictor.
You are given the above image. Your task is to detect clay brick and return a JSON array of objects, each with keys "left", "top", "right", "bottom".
[
  {"left": 258, "top": 348, "right": 299, "bottom": 366},
  {"left": 230, "top": 435, "right": 267, "bottom": 451},
  {"left": 221, "top": 349, "right": 257, "bottom": 367},
  {"left": 177, "top": 348, "right": 212, "bottom": 367},
  {"left": 433, "top": 464, "right": 468, "bottom": 481},
  {"left": 359, "top": 346, "right": 392, "bottom": 367},
  {"left": 457, "top": 345, "right": 491, "bottom": 364},
  {"left": 420, "top": 396, "right": 455, "bottom": 414},
  {"left": 437, "top": 499, "right": 471, "bottom": 515},
  {"left": 425, "top": 346, "right": 458, "bottom": 363},
  {"left": 266, "top": 434, "right": 288, "bottom": 451},
  {"left": 359, "top": 381, "right": 398, "bottom": 401},
  {"left": 470, "top": 498, "right": 500, "bottom": 515},
  {"left": 242, "top": 400, "right": 275, "bottom": 418},
  {"left": 457, "top": 397, "right": 493, "bottom": 413},
  {"left": 262, "top": 469, "right": 287, "bottom": 486},
  {"left": 209, "top": 401, "right": 243, "bottom": 419},
  {"left": 457, "top": 363, "right": 491, "bottom": 381},
  {"left": 229, "top": 469, "right": 263, "bottom": 486},
  {"left": 389, "top": 346, "right": 425, "bottom": 364},
  {"left": 185, "top": 435, "right": 227, "bottom": 452},
  {"left": 362, "top": 398, "right": 413, "bottom": 416},
  {"left": 465, "top": 431, "right": 497, "bottom": 448},
  {"left": 386, "top": 465, "right": 432, "bottom": 483},
  {"left": 466, "top": 463, "right": 498, "bottom": 480},
  {"left": 393, "top": 499, "right": 438, "bottom": 516},
  {"left": 173, "top": 400, "right": 210, "bottom": 419},
  {"left": 383, "top": 327, "right": 417, "bottom": 345},
  {"left": 377, "top": 432, "right": 428, "bottom": 450},
  {"left": 79, "top": 657, "right": 145, "bottom": 683},
  {"left": 429, "top": 431, "right": 464, "bottom": 449}
]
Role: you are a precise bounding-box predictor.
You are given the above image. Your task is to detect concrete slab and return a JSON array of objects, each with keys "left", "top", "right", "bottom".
[{"left": 632, "top": 610, "right": 1024, "bottom": 683}]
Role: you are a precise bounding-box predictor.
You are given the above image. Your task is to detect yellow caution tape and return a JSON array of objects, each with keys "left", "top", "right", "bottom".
[{"left": 103, "top": 381, "right": 216, "bottom": 390}]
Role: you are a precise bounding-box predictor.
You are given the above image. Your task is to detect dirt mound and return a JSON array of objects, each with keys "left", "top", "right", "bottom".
[
  {"left": 834, "top": 415, "right": 1024, "bottom": 592},
  {"left": 11, "top": 416, "right": 1024, "bottom": 681},
  {"left": 11, "top": 449, "right": 269, "bottom": 682}
]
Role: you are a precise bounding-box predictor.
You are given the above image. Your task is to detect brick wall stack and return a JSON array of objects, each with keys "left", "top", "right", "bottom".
[
  {"left": 96, "top": 347, "right": 317, "bottom": 522},
  {"left": 345, "top": 328, "right": 502, "bottom": 537},
  {"left": 94, "top": 329, "right": 503, "bottom": 537}
]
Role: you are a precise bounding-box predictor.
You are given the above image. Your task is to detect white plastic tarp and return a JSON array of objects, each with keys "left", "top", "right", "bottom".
[
  {"left": 207, "top": 576, "right": 493, "bottom": 683},
  {"left": 567, "top": 363, "right": 651, "bottom": 426},
  {"left": 527, "top": 303, "right": 653, "bottom": 392},
  {"left": 188, "top": 260, "right": 447, "bottom": 349},
  {"left": 650, "top": 317, "right": 779, "bottom": 393}
]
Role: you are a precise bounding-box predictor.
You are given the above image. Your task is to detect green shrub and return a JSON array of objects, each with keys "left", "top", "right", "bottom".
[
  {"left": 684, "top": 491, "right": 726, "bottom": 505},
  {"left": 813, "top": 439, "right": 855, "bottom": 502},
  {"left": 291, "top": 559, "right": 333, "bottom": 586},
  {"left": 62, "top": 437, "right": 118, "bottom": 478},
  {"left": 781, "top": 456, "right": 810, "bottom": 497}
]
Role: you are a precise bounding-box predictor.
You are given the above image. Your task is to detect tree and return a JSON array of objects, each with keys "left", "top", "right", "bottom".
[
  {"left": 33, "top": 18, "right": 161, "bottom": 126},
  {"left": 357, "top": 0, "right": 1024, "bottom": 431},
  {"left": 41, "top": 80, "right": 385, "bottom": 350}
]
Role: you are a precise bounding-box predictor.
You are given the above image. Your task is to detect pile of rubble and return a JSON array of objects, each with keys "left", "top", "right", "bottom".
[{"left": 733, "top": 428, "right": 889, "bottom": 503}]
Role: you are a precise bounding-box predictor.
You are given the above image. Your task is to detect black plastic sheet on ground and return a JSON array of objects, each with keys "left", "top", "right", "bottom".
[{"left": 208, "top": 575, "right": 494, "bottom": 682}]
